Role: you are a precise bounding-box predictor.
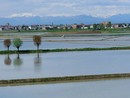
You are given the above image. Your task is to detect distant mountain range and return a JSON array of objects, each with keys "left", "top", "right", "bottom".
[{"left": 0, "top": 14, "right": 130, "bottom": 25}]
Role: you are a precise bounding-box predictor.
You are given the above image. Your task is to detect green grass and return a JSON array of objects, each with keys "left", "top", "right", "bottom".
[
  {"left": 1, "top": 28, "right": 130, "bottom": 34},
  {"left": 0, "top": 29, "right": 88, "bottom": 33},
  {"left": 101, "top": 28, "right": 130, "bottom": 33},
  {"left": 1, "top": 46, "right": 130, "bottom": 54},
  {"left": 44, "top": 29, "right": 91, "bottom": 33},
  {"left": 0, "top": 73, "right": 130, "bottom": 86}
]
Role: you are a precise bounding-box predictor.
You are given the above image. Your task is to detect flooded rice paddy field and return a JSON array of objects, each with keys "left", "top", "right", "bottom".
[
  {"left": 1, "top": 50, "right": 130, "bottom": 80},
  {"left": 1, "top": 34, "right": 130, "bottom": 97},
  {"left": 0, "top": 78, "right": 130, "bottom": 98},
  {"left": 1, "top": 35, "right": 130, "bottom": 50}
]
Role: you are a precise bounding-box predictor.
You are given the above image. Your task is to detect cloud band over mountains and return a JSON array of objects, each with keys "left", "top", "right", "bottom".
[{"left": 1, "top": 0, "right": 130, "bottom": 18}]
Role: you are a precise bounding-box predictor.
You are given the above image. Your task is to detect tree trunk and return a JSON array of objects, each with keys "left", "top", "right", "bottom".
[
  {"left": 37, "top": 45, "right": 39, "bottom": 51},
  {"left": 7, "top": 47, "right": 9, "bottom": 51},
  {"left": 17, "top": 47, "right": 19, "bottom": 54}
]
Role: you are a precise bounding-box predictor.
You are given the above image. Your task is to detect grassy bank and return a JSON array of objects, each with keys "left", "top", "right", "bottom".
[
  {"left": 0, "top": 29, "right": 101, "bottom": 35},
  {"left": 0, "top": 46, "right": 130, "bottom": 54},
  {"left": 0, "top": 73, "right": 130, "bottom": 87},
  {"left": 100, "top": 28, "right": 130, "bottom": 33},
  {"left": 1, "top": 28, "right": 130, "bottom": 33}
]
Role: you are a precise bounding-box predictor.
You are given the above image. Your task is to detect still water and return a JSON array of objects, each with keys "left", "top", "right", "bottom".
[
  {"left": 1, "top": 36, "right": 130, "bottom": 50},
  {"left": 0, "top": 78, "right": 130, "bottom": 98},
  {"left": 1, "top": 50, "right": 130, "bottom": 80}
]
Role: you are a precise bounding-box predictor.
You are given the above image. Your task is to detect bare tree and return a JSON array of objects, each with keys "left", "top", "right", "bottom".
[
  {"left": 33, "top": 35, "right": 42, "bottom": 51},
  {"left": 3, "top": 39, "right": 11, "bottom": 51}
]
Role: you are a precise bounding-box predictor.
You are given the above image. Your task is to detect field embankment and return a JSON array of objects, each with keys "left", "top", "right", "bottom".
[
  {"left": 1, "top": 46, "right": 130, "bottom": 54},
  {"left": 0, "top": 73, "right": 130, "bottom": 87}
]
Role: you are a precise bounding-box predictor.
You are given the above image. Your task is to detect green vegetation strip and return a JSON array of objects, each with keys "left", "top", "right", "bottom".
[
  {"left": 0, "top": 73, "right": 130, "bottom": 87},
  {"left": 1, "top": 47, "right": 130, "bottom": 54}
]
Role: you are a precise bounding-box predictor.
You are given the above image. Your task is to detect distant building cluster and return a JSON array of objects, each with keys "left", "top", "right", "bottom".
[{"left": 0, "top": 22, "right": 130, "bottom": 31}]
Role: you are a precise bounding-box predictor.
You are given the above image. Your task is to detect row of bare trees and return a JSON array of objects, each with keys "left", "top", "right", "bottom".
[{"left": 3, "top": 35, "right": 42, "bottom": 52}]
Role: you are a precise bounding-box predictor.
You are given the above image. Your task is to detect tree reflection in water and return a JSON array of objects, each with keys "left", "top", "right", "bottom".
[
  {"left": 4, "top": 54, "right": 12, "bottom": 66},
  {"left": 34, "top": 52, "right": 42, "bottom": 71},
  {"left": 4, "top": 53, "right": 42, "bottom": 68},
  {"left": 13, "top": 53, "right": 23, "bottom": 67}
]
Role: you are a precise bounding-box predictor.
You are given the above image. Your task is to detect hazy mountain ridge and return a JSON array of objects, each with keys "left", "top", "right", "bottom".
[{"left": 0, "top": 14, "right": 130, "bottom": 25}]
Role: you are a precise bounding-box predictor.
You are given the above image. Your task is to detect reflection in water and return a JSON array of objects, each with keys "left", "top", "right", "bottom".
[
  {"left": 3, "top": 53, "right": 43, "bottom": 69},
  {"left": 4, "top": 54, "right": 12, "bottom": 66},
  {"left": 13, "top": 54, "right": 23, "bottom": 66},
  {"left": 34, "top": 52, "right": 42, "bottom": 71}
]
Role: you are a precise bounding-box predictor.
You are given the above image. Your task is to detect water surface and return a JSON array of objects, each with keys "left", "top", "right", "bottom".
[
  {"left": 1, "top": 36, "right": 130, "bottom": 50},
  {"left": 1, "top": 50, "right": 130, "bottom": 80},
  {"left": 0, "top": 78, "right": 130, "bottom": 98}
]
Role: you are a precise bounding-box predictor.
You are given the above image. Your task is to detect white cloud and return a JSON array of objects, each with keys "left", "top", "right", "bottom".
[
  {"left": 71, "top": 5, "right": 130, "bottom": 18},
  {"left": 1, "top": 0, "right": 130, "bottom": 18},
  {"left": 117, "top": 0, "right": 130, "bottom": 2},
  {"left": 7, "top": 13, "right": 36, "bottom": 18}
]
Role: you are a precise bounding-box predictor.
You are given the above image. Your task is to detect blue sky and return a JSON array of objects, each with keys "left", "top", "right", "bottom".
[{"left": 1, "top": 0, "right": 130, "bottom": 18}]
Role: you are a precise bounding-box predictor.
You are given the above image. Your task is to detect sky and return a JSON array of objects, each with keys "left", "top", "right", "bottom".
[{"left": 1, "top": 0, "right": 130, "bottom": 18}]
